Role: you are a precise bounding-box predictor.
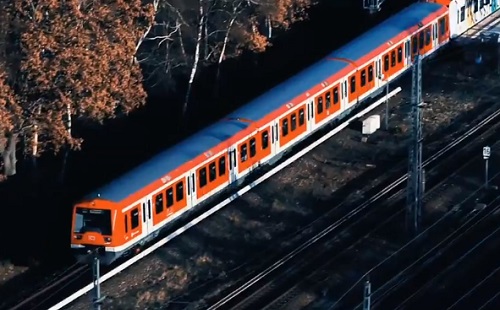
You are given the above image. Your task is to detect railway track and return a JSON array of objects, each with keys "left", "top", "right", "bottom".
[
  {"left": 2, "top": 264, "right": 90, "bottom": 310},
  {"left": 370, "top": 192, "right": 500, "bottom": 310},
  {"left": 206, "top": 108, "right": 500, "bottom": 310}
]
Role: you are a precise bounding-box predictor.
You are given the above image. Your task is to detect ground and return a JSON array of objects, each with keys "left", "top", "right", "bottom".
[
  {"left": 0, "top": 262, "right": 28, "bottom": 286},
  {"left": 64, "top": 43, "right": 500, "bottom": 309}
]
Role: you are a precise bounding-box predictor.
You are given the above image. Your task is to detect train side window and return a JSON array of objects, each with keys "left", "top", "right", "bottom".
[
  {"left": 439, "top": 18, "right": 446, "bottom": 36},
  {"left": 218, "top": 156, "right": 226, "bottom": 176},
  {"left": 291, "top": 113, "right": 297, "bottom": 131},
  {"left": 333, "top": 87, "right": 339, "bottom": 103},
  {"left": 480, "top": 0, "right": 484, "bottom": 9},
  {"left": 125, "top": 215, "right": 128, "bottom": 233},
  {"left": 155, "top": 192, "right": 164, "bottom": 214},
  {"left": 397, "top": 47, "right": 402, "bottom": 63},
  {"left": 325, "top": 92, "right": 331, "bottom": 109},
  {"left": 474, "top": 0, "right": 479, "bottom": 12},
  {"left": 419, "top": 31, "right": 424, "bottom": 49},
  {"left": 298, "top": 109, "right": 305, "bottom": 126},
  {"left": 166, "top": 188, "right": 174, "bottom": 207},
  {"left": 460, "top": 6, "right": 465, "bottom": 22},
  {"left": 199, "top": 167, "right": 207, "bottom": 188},
  {"left": 176, "top": 182, "right": 184, "bottom": 201},
  {"left": 391, "top": 51, "right": 396, "bottom": 67},
  {"left": 240, "top": 144, "right": 248, "bottom": 162},
  {"left": 484, "top": 0, "right": 490, "bottom": 5},
  {"left": 249, "top": 138, "right": 256, "bottom": 157},
  {"left": 209, "top": 162, "right": 216, "bottom": 182},
  {"left": 368, "top": 66, "right": 373, "bottom": 82},
  {"left": 384, "top": 55, "right": 389, "bottom": 71},
  {"left": 261, "top": 131, "right": 269, "bottom": 149},
  {"left": 317, "top": 96, "right": 323, "bottom": 114},
  {"left": 131, "top": 208, "right": 139, "bottom": 229},
  {"left": 350, "top": 76, "right": 356, "bottom": 93},
  {"left": 412, "top": 36, "right": 418, "bottom": 54},
  {"left": 361, "top": 70, "right": 366, "bottom": 87},
  {"left": 425, "top": 28, "right": 431, "bottom": 46},
  {"left": 282, "top": 119, "right": 289, "bottom": 136}
]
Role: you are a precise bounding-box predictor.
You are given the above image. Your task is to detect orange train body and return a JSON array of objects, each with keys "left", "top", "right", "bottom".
[{"left": 71, "top": 0, "right": 499, "bottom": 264}]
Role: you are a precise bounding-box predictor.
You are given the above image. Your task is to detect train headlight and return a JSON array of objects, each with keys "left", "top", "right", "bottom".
[
  {"left": 74, "top": 234, "right": 82, "bottom": 240},
  {"left": 104, "top": 237, "right": 112, "bottom": 243}
]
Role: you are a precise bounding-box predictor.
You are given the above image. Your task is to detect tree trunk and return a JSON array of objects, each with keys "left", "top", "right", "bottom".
[
  {"left": 1, "top": 133, "right": 18, "bottom": 177},
  {"left": 60, "top": 103, "right": 72, "bottom": 184},
  {"left": 214, "top": 17, "right": 237, "bottom": 99},
  {"left": 183, "top": 1, "right": 205, "bottom": 117}
]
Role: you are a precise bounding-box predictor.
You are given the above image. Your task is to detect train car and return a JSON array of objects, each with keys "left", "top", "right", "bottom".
[{"left": 71, "top": 0, "right": 497, "bottom": 264}]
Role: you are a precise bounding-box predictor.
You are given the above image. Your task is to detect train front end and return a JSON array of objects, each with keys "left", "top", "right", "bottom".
[{"left": 71, "top": 200, "right": 118, "bottom": 265}]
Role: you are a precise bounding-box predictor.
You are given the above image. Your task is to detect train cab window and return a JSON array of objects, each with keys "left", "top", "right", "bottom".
[
  {"left": 131, "top": 208, "right": 139, "bottom": 229},
  {"left": 425, "top": 29, "right": 431, "bottom": 46},
  {"left": 384, "top": 55, "right": 389, "bottom": 72},
  {"left": 165, "top": 188, "right": 173, "bottom": 207},
  {"left": 125, "top": 215, "right": 128, "bottom": 233},
  {"left": 291, "top": 113, "right": 297, "bottom": 131},
  {"left": 261, "top": 131, "right": 269, "bottom": 149},
  {"left": 333, "top": 87, "right": 339, "bottom": 103},
  {"left": 298, "top": 109, "right": 305, "bottom": 126},
  {"left": 249, "top": 138, "right": 256, "bottom": 157},
  {"left": 360, "top": 70, "right": 366, "bottom": 87},
  {"left": 391, "top": 51, "right": 396, "bottom": 67},
  {"left": 412, "top": 36, "right": 418, "bottom": 54},
  {"left": 397, "top": 47, "right": 402, "bottom": 63},
  {"left": 199, "top": 167, "right": 207, "bottom": 188},
  {"left": 317, "top": 97, "right": 324, "bottom": 114},
  {"left": 282, "top": 119, "right": 289, "bottom": 136},
  {"left": 218, "top": 156, "right": 226, "bottom": 176},
  {"left": 460, "top": 6, "right": 465, "bottom": 22},
  {"left": 325, "top": 92, "right": 331, "bottom": 109},
  {"left": 176, "top": 182, "right": 184, "bottom": 201},
  {"left": 240, "top": 144, "right": 248, "bottom": 162},
  {"left": 474, "top": 0, "right": 479, "bottom": 12},
  {"left": 368, "top": 66, "right": 373, "bottom": 82},
  {"left": 350, "top": 76, "right": 356, "bottom": 93},
  {"left": 209, "top": 162, "right": 216, "bottom": 182},
  {"left": 155, "top": 193, "right": 164, "bottom": 214}
]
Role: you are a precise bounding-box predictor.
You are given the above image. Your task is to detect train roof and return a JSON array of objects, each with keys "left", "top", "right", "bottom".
[{"left": 88, "top": 1, "right": 444, "bottom": 203}]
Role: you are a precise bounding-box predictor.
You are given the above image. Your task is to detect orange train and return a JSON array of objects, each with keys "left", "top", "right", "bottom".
[{"left": 71, "top": 0, "right": 499, "bottom": 264}]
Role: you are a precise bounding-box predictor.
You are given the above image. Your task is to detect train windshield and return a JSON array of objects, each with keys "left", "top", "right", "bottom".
[{"left": 74, "top": 208, "right": 112, "bottom": 236}]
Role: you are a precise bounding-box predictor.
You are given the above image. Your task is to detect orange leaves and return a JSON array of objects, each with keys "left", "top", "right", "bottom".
[{"left": 12, "top": 0, "right": 154, "bottom": 154}]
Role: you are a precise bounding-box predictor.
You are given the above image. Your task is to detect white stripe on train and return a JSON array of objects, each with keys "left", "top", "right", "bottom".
[{"left": 50, "top": 87, "right": 402, "bottom": 310}]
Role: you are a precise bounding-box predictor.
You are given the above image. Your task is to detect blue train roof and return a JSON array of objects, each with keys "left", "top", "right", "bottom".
[{"left": 88, "top": 2, "right": 444, "bottom": 203}]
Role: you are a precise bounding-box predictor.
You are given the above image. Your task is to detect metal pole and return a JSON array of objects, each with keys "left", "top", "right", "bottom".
[
  {"left": 485, "top": 158, "right": 489, "bottom": 188},
  {"left": 385, "top": 83, "right": 389, "bottom": 130},
  {"left": 92, "top": 251, "right": 106, "bottom": 310},
  {"left": 407, "top": 54, "right": 423, "bottom": 236},
  {"left": 363, "top": 277, "right": 371, "bottom": 310},
  {"left": 483, "top": 146, "right": 491, "bottom": 189}
]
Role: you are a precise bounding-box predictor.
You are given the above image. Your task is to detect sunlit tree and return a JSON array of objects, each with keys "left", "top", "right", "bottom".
[{"left": 0, "top": 0, "right": 155, "bottom": 179}]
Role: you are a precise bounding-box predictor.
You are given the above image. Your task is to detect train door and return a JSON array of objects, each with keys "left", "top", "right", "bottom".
[
  {"left": 141, "top": 196, "right": 153, "bottom": 236},
  {"left": 187, "top": 172, "right": 197, "bottom": 207},
  {"left": 271, "top": 121, "right": 281, "bottom": 153},
  {"left": 228, "top": 147, "right": 238, "bottom": 183},
  {"left": 375, "top": 57, "right": 383, "bottom": 88},
  {"left": 432, "top": 22, "right": 439, "bottom": 49},
  {"left": 340, "top": 79, "right": 348, "bottom": 107},
  {"left": 306, "top": 100, "right": 315, "bottom": 131},
  {"left": 405, "top": 40, "right": 411, "bottom": 67}
]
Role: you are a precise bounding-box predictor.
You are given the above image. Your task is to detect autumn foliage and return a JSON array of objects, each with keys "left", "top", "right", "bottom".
[{"left": 0, "top": 0, "right": 314, "bottom": 179}]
